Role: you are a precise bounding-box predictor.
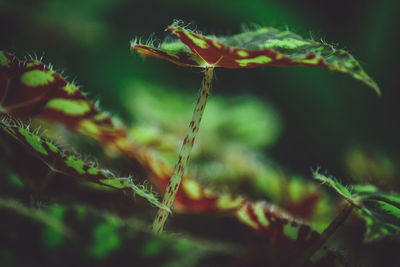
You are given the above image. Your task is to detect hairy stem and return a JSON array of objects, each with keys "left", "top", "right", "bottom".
[
  {"left": 293, "top": 203, "right": 354, "bottom": 266},
  {"left": 152, "top": 67, "right": 214, "bottom": 234}
]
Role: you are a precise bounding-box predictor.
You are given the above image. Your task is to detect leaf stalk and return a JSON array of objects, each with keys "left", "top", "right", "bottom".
[
  {"left": 152, "top": 67, "right": 214, "bottom": 233},
  {"left": 293, "top": 203, "right": 353, "bottom": 266}
]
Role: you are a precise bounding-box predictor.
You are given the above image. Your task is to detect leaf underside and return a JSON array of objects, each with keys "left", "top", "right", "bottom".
[{"left": 131, "top": 23, "right": 380, "bottom": 94}]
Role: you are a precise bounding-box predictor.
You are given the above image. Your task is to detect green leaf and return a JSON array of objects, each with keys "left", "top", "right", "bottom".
[
  {"left": 0, "top": 197, "right": 73, "bottom": 241},
  {"left": 313, "top": 171, "right": 360, "bottom": 208},
  {"left": 314, "top": 175, "right": 400, "bottom": 241},
  {"left": 0, "top": 198, "right": 233, "bottom": 266},
  {"left": 0, "top": 119, "right": 167, "bottom": 211},
  {"left": 353, "top": 185, "right": 400, "bottom": 242},
  {"left": 131, "top": 22, "right": 380, "bottom": 94}
]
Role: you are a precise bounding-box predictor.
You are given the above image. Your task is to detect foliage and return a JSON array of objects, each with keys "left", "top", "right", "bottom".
[
  {"left": 131, "top": 20, "right": 380, "bottom": 234},
  {"left": 0, "top": 14, "right": 398, "bottom": 267},
  {"left": 0, "top": 197, "right": 232, "bottom": 266},
  {"left": 314, "top": 172, "right": 400, "bottom": 242},
  {"left": 0, "top": 51, "right": 324, "bottom": 263},
  {"left": 353, "top": 185, "right": 400, "bottom": 242}
]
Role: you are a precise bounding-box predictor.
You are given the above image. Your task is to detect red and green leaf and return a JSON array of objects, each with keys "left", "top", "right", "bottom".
[{"left": 131, "top": 22, "right": 380, "bottom": 94}]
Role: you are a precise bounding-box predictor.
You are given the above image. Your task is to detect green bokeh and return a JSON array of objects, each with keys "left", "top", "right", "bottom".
[{"left": 89, "top": 220, "right": 121, "bottom": 259}]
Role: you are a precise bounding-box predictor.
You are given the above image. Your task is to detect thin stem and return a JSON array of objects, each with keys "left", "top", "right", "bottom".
[
  {"left": 293, "top": 203, "right": 354, "bottom": 267},
  {"left": 152, "top": 67, "right": 214, "bottom": 234}
]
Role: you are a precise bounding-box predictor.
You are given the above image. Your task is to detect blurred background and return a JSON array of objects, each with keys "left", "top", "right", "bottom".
[{"left": 1, "top": 0, "right": 399, "bottom": 189}]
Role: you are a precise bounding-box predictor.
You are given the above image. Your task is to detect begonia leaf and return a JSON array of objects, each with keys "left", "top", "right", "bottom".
[{"left": 131, "top": 22, "right": 380, "bottom": 94}]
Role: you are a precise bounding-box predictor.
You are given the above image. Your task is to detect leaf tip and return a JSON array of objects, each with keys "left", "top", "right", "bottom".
[
  {"left": 363, "top": 78, "right": 381, "bottom": 96},
  {"left": 373, "top": 84, "right": 382, "bottom": 96}
]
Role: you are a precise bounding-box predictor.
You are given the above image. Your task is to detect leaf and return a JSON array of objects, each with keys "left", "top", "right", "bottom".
[
  {"left": 131, "top": 22, "right": 380, "bottom": 94},
  {"left": 0, "top": 51, "right": 126, "bottom": 147},
  {"left": 0, "top": 198, "right": 232, "bottom": 266},
  {"left": 352, "top": 184, "right": 400, "bottom": 242},
  {"left": 0, "top": 119, "right": 167, "bottom": 211},
  {"left": 235, "top": 200, "right": 319, "bottom": 251},
  {"left": 123, "top": 84, "right": 331, "bottom": 226},
  {"left": 0, "top": 197, "right": 74, "bottom": 240},
  {"left": 131, "top": 38, "right": 204, "bottom": 67},
  {"left": 313, "top": 171, "right": 360, "bottom": 208},
  {"left": 314, "top": 171, "right": 400, "bottom": 242},
  {"left": 0, "top": 51, "right": 320, "bottom": 256}
]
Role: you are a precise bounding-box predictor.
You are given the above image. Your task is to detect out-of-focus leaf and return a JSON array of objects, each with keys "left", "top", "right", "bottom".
[
  {"left": 0, "top": 197, "right": 73, "bottom": 240},
  {"left": 197, "top": 147, "right": 332, "bottom": 229},
  {"left": 123, "top": 80, "right": 282, "bottom": 150},
  {"left": 122, "top": 82, "right": 333, "bottom": 229},
  {"left": 131, "top": 22, "right": 380, "bottom": 94},
  {"left": 344, "top": 148, "right": 399, "bottom": 191},
  {"left": 0, "top": 198, "right": 233, "bottom": 266}
]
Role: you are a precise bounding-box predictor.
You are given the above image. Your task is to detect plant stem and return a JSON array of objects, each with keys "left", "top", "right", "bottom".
[
  {"left": 152, "top": 67, "right": 214, "bottom": 234},
  {"left": 293, "top": 203, "right": 353, "bottom": 267}
]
